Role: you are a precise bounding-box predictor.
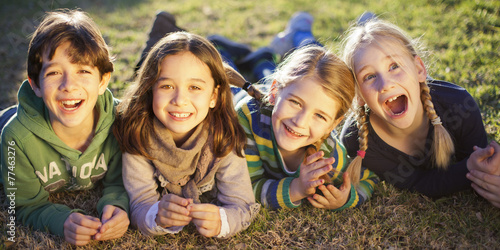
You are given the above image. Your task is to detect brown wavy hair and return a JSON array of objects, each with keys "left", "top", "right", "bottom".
[
  {"left": 27, "top": 9, "right": 114, "bottom": 86},
  {"left": 114, "top": 32, "right": 245, "bottom": 159}
]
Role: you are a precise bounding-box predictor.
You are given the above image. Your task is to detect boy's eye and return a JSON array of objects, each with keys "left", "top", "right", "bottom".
[
  {"left": 79, "top": 70, "right": 91, "bottom": 74},
  {"left": 45, "top": 71, "right": 59, "bottom": 77},
  {"left": 189, "top": 85, "right": 201, "bottom": 90}
]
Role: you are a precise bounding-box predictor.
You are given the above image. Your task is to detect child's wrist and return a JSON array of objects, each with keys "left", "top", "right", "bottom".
[{"left": 289, "top": 178, "right": 306, "bottom": 202}]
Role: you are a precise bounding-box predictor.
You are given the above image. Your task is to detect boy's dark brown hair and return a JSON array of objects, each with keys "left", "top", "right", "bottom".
[
  {"left": 114, "top": 31, "right": 246, "bottom": 159},
  {"left": 27, "top": 9, "right": 114, "bottom": 87}
]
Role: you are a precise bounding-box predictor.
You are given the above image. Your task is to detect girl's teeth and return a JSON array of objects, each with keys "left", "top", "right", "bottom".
[
  {"left": 387, "top": 96, "right": 399, "bottom": 102},
  {"left": 171, "top": 113, "right": 190, "bottom": 118},
  {"left": 385, "top": 95, "right": 407, "bottom": 115},
  {"left": 285, "top": 125, "right": 303, "bottom": 136}
]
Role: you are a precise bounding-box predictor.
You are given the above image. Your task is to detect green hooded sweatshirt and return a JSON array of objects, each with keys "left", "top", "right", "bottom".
[{"left": 1, "top": 80, "right": 129, "bottom": 237}]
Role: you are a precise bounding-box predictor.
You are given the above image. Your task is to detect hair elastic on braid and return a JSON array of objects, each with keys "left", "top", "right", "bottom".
[
  {"left": 357, "top": 150, "right": 366, "bottom": 159},
  {"left": 242, "top": 81, "right": 252, "bottom": 92},
  {"left": 431, "top": 116, "right": 442, "bottom": 126}
]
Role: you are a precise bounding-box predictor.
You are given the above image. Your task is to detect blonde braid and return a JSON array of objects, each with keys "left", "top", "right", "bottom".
[
  {"left": 346, "top": 105, "right": 369, "bottom": 185},
  {"left": 420, "top": 82, "right": 454, "bottom": 169}
]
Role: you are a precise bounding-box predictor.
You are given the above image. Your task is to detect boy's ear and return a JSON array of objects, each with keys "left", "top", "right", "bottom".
[
  {"left": 28, "top": 77, "right": 43, "bottom": 98},
  {"left": 98, "top": 72, "right": 111, "bottom": 95},
  {"left": 414, "top": 55, "right": 427, "bottom": 82}
]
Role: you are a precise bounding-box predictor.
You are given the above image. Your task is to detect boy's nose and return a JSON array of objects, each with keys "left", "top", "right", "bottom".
[{"left": 59, "top": 74, "right": 79, "bottom": 92}]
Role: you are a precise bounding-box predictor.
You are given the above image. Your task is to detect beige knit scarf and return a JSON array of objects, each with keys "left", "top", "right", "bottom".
[{"left": 147, "top": 118, "right": 219, "bottom": 203}]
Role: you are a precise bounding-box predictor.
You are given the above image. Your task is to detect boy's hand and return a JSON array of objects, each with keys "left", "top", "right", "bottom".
[
  {"left": 94, "top": 205, "right": 130, "bottom": 241},
  {"left": 155, "top": 194, "right": 192, "bottom": 228},
  {"left": 188, "top": 203, "right": 221, "bottom": 237},
  {"left": 307, "top": 172, "right": 351, "bottom": 210},
  {"left": 63, "top": 212, "right": 101, "bottom": 246},
  {"left": 467, "top": 141, "right": 500, "bottom": 175},
  {"left": 290, "top": 151, "right": 334, "bottom": 202}
]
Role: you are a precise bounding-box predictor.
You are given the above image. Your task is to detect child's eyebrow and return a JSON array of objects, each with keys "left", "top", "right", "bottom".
[
  {"left": 316, "top": 109, "right": 333, "bottom": 120},
  {"left": 356, "top": 54, "right": 397, "bottom": 74},
  {"left": 157, "top": 77, "right": 208, "bottom": 84},
  {"left": 40, "top": 62, "right": 59, "bottom": 72}
]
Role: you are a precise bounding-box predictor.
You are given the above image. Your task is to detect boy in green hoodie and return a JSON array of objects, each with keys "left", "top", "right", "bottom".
[{"left": 1, "top": 9, "right": 129, "bottom": 246}]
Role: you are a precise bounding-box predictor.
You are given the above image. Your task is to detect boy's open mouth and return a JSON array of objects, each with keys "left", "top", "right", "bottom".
[
  {"left": 61, "top": 100, "right": 83, "bottom": 111},
  {"left": 384, "top": 95, "right": 407, "bottom": 116}
]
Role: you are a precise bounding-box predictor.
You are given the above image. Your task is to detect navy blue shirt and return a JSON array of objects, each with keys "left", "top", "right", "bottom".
[{"left": 341, "top": 80, "right": 488, "bottom": 198}]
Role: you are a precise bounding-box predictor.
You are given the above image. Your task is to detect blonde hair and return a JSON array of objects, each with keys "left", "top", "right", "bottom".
[
  {"left": 266, "top": 45, "right": 359, "bottom": 183},
  {"left": 341, "top": 19, "right": 455, "bottom": 179},
  {"left": 267, "top": 45, "right": 355, "bottom": 120}
]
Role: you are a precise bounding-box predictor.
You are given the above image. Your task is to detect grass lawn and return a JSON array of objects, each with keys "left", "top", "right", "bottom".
[{"left": 1, "top": 0, "right": 499, "bottom": 248}]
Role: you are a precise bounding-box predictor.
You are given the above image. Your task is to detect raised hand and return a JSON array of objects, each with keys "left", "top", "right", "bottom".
[
  {"left": 308, "top": 172, "right": 351, "bottom": 209},
  {"left": 289, "top": 150, "right": 334, "bottom": 202}
]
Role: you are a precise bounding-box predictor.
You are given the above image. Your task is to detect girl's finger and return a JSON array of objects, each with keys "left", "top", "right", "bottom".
[
  {"left": 321, "top": 184, "right": 342, "bottom": 199},
  {"left": 307, "top": 196, "right": 326, "bottom": 208},
  {"left": 304, "top": 150, "right": 325, "bottom": 165},
  {"left": 318, "top": 185, "right": 335, "bottom": 200}
]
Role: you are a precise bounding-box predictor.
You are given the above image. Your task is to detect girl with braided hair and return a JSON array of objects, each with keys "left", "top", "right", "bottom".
[{"left": 340, "top": 18, "right": 493, "bottom": 198}]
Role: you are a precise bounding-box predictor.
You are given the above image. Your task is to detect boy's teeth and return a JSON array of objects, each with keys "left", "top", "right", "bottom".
[
  {"left": 62, "top": 100, "right": 81, "bottom": 106},
  {"left": 61, "top": 100, "right": 82, "bottom": 110}
]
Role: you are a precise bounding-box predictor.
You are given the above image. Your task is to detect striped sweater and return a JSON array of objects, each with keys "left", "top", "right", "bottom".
[{"left": 236, "top": 96, "right": 379, "bottom": 210}]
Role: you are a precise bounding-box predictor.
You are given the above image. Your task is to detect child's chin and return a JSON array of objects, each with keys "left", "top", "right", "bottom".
[{"left": 277, "top": 141, "right": 303, "bottom": 152}]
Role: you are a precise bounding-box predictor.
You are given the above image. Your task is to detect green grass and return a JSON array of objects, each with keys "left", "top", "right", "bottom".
[{"left": 1, "top": 0, "right": 499, "bottom": 248}]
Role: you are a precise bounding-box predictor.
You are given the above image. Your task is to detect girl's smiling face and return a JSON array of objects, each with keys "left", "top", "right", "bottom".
[
  {"left": 152, "top": 51, "right": 218, "bottom": 145},
  {"left": 353, "top": 38, "right": 427, "bottom": 131},
  {"left": 271, "top": 77, "right": 341, "bottom": 155}
]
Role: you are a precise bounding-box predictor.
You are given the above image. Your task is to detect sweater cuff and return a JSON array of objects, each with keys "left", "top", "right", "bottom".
[
  {"left": 51, "top": 208, "right": 84, "bottom": 237},
  {"left": 145, "top": 201, "right": 183, "bottom": 234},
  {"left": 97, "top": 187, "right": 130, "bottom": 217},
  {"left": 331, "top": 184, "right": 357, "bottom": 211},
  {"left": 215, "top": 207, "right": 230, "bottom": 238},
  {"left": 281, "top": 177, "right": 301, "bottom": 208}
]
